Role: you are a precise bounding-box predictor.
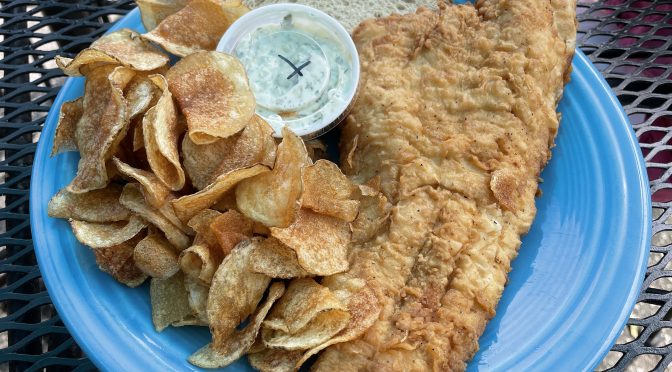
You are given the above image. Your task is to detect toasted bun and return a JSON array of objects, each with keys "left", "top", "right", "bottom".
[{"left": 242, "top": 0, "right": 439, "bottom": 32}]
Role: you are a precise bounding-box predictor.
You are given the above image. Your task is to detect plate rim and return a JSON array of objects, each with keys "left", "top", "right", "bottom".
[
  {"left": 29, "top": 7, "right": 651, "bottom": 372},
  {"left": 571, "top": 49, "right": 651, "bottom": 370}
]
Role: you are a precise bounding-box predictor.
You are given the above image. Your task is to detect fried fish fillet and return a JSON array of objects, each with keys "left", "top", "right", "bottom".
[{"left": 315, "top": 1, "right": 576, "bottom": 371}]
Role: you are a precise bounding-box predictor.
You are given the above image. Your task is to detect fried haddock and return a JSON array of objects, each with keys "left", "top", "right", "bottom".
[{"left": 315, "top": 1, "right": 576, "bottom": 370}]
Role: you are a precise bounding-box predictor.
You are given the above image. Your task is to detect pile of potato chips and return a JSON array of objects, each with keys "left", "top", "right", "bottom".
[{"left": 48, "top": 0, "right": 385, "bottom": 370}]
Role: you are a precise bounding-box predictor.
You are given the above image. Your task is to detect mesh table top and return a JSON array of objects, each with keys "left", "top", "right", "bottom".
[{"left": 1, "top": 1, "right": 670, "bottom": 371}]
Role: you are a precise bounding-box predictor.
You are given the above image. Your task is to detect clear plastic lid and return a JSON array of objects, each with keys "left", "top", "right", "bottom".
[{"left": 217, "top": 4, "right": 360, "bottom": 139}]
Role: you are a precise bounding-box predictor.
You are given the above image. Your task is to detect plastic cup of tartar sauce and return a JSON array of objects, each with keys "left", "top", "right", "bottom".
[{"left": 216, "top": 4, "right": 360, "bottom": 139}]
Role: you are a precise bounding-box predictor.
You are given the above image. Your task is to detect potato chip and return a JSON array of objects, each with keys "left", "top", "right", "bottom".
[
  {"left": 182, "top": 115, "right": 276, "bottom": 190},
  {"left": 187, "top": 209, "right": 222, "bottom": 247},
  {"left": 212, "top": 115, "right": 277, "bottom": 179},
  {"left": 125, "top": 75, "right": 159, "bottom": 121},
  {"left": 67, "top": 66, "right": 135, "bottom": 194},
  {"left": 301, "top": 159, "right": 359, "bottom": 222},
  {"left": 188, "top": 209, "right": 223, "bottom": 232},
  {"left": 262, "top": 278, "right": 350, "bottom": 350},
  {"left": 297, "top": 284, "right": 381, "bottom": 369},
  {"left": 134, "top": 231, "right": 180, "bottom": 279},
  {"left": 248, "top": 348, "right": 303, "bottom": 372},
  {"left": 248, "top": 338, "right": 266, "bottom": 354},
  {"left": 207, "top": 239, "right": 271, "bottom": 345},
  {"left": 70, "top": 215, "right": 147, "bottom": 249},
  {"left": 158, "top": 198, "right": 193, "bottom": 235},
  {"left": 112, "top": 157, "right": 170, "bottom": 209},
  {"left": 270, "top": 209, "right": 350, "bottom": 276},
  {"left": 305, "top": 139, "right": 328, "bottom": 163},
  {"left": 210, "top": 190, "right": 238, "bottom": 212},
  {"left": 120, "top": 183, "right": 191, "bottom": 250},
  {"left": 210, "top": 210, "right": 253, "bottom": 256},
  {"left": 93, "top": 233, "right": 147, "bottom": 287},
  {"left": 351, "top": 183, "right": 391, "bottom": 244},
  {"left": 262, "top": 310, "right": 350, "bottom": 351},
  {"left": 55, "top": 53, "right": 117, "bottom": 79},
  {"left": 143, "top": 74, "right": 185, "bottom": 191},
  {"left": 236, "top": 127, "right": 310, "bottom": 227},
  {"left": 187, "top": 209, "right": 222, "bottom": 248},
  {"left": 143, "top": 0, "right": 248, "bottom": 57},
  {"left": 51, "top": 98, "right": 82, "bottom": 156},
  {"left": 132, "top": 120, "right": 145, "bottom": 152},
  {"left": 150, "top": 271, "right": 193, "bottom": 331},
  {"left": 48, "top": 184, "right": 129, "bottom": 222},
  {"left": 136, "top": 0, "right": 190, "bottom": 31},
  {"left": 166, "top": 51, "right": 255, "bottom": 144},
  {"left": 56, "top": 29, "right": 169, "bottom": 76},
  {"left": 179, "top": 245, "right": 221, "bottom": 285},
  {"left": 181, "top": 133, "right": 239, "bottom": 190},
  {"left": 266, "top": 278, "right": 347, "bottom": 334},
  {"left": 171, "top": 316, "right": 206, "bottom": 327},
  {"left": 252, "top": 222, "right": 271, "bottom": 237},
  {"left": 250, "top": 237, "right": 308, "bottom": 279},
  {"left": 189, "top": 282, "right": 284, "bottom": 368},
  {"left": 185, "top": 276, "right": 210, "bottom": 324},
  {"left": 172, "top": 164, "right": 270, "bottom": 224}
]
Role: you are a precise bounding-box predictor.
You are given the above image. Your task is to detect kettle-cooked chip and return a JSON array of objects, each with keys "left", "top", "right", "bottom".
[
  {"left": 265, "top": 278, "right": 347, "bottom": 334},
  {"left": 70, "top": 215, "right": 147, "bottom": 249},
  {"left": 125, "top": 75, "right": 160, "bottom": 121},
  {"left": 136, "top": 0, "right": 190, "bottom": 31},
  {"left": 185, "top": 276, "right": 210, "bottom": 324},
  {"left": 158, "top": 198, "right": 193, "bottom": 235},
  {"left": 120, "top": 183, "right": 191, "bottom": 250},
  {"left": 189, "top": 282, "right": 284, "bottom": 368},
  {"left": 210, "top": 210, "right": 253, "bottom": 256},
  {"left": 262, "top": 309, "right": 350, "bottom": 351},
  {"left": 143, "top": 74, "right": 186, "bottom": 191},
  {"left": 166, "top": 51, "right": 255, "bottom": 144},
  {"left": 172, "top": 164, "right": 270, "bottom": 224},
  {"left": 212, "top": 115, "right": 277, "bottom": 181},
  {"left": 182, "top": 133, "right": 240, "bottom": 191},
  {"left": 112, "top": 157, "right": 171, "bottom": 209},
  {"left": 236, "top": 127, "right": 310, "bottom": 227},
  {"left": 262, "top": 278, "right": 350, "bottom": 350},
  {"left": 132, "top": 121, "right": 145, "bottom": 152},
  {"left": 211, "top": 190, "right": 238, "bottom": 212},
  {"left": 248, "top": 347, "right": 303, "bottom": 372},
  {"left": 150, "top": 271, "right": 194, "bottom": 332},
  {"left": 182, "top": 115, "right": 276, "bottom": 190},
  {"left": 250, "top": 237, "right": 308, "bottom": 279},
  {"left": 56, "top": 29, "right": 169, "bottom": 76},
  {"left": 134, "top": 231, "right": 180, "bottom": 279},
  {"left": 143, "top": 0, "right": 248, "bottom": 57},
  {"left": 67, "top": 66, "right": 135, "bottom": 194},
  {"left": 179, "top": 245, "right": 222, "bottom": 285},
  {"left": 94, "top": 233, "right": 148, "bottom": 287},
  {"left": 51, "top": 98, "right": 82, "bottom": 156},
  {"left": 187, "top": 209, "right": 222, "bottom": 248},
  {"left": 270, "top": 209, "right": 350, "bottom": 276},
  {"left": 305, "top": 139, "right": 327, "bottom": 159},
  {"left": 48, "top": 184, "right": 129, "bottom": 222},
  {"left": 188, "top": 209, "right": 222, "bottom": 232},
  {"left": 301, "top": 159, "right": 359, "bottom": 222},
  {"left": 207, "top": 239, "right": 271, "bottom": 345},
  {"left": 296, "top": 284, "right": 381, "bottom": 369}
]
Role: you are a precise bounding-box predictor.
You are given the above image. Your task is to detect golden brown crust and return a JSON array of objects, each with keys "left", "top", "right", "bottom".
[{"left": 319, "top": 1, "right": 576, "bottom": 370}]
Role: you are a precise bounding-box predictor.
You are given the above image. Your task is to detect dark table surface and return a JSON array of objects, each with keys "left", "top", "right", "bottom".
[{"left": 1, "top": 0, "right": 671, "bottom": 371}]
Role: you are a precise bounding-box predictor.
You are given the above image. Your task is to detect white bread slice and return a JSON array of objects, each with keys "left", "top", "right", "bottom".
[{"left": 242, "top": 0, "right": 439, "bottom": 33}]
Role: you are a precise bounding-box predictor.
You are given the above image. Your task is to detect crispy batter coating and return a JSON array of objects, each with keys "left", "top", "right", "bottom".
[{"left": 316, "top": 1, "right": 576, "bottom": 370}]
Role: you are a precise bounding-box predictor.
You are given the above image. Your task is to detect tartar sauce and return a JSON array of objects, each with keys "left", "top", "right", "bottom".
[{"left": 218, "top": 5, "right": 359, "bottom": 138}]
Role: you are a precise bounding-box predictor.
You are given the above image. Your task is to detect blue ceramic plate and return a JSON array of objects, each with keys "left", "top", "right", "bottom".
[{"left": 30, "top": 7, "right": 651, "bottom": 372}]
